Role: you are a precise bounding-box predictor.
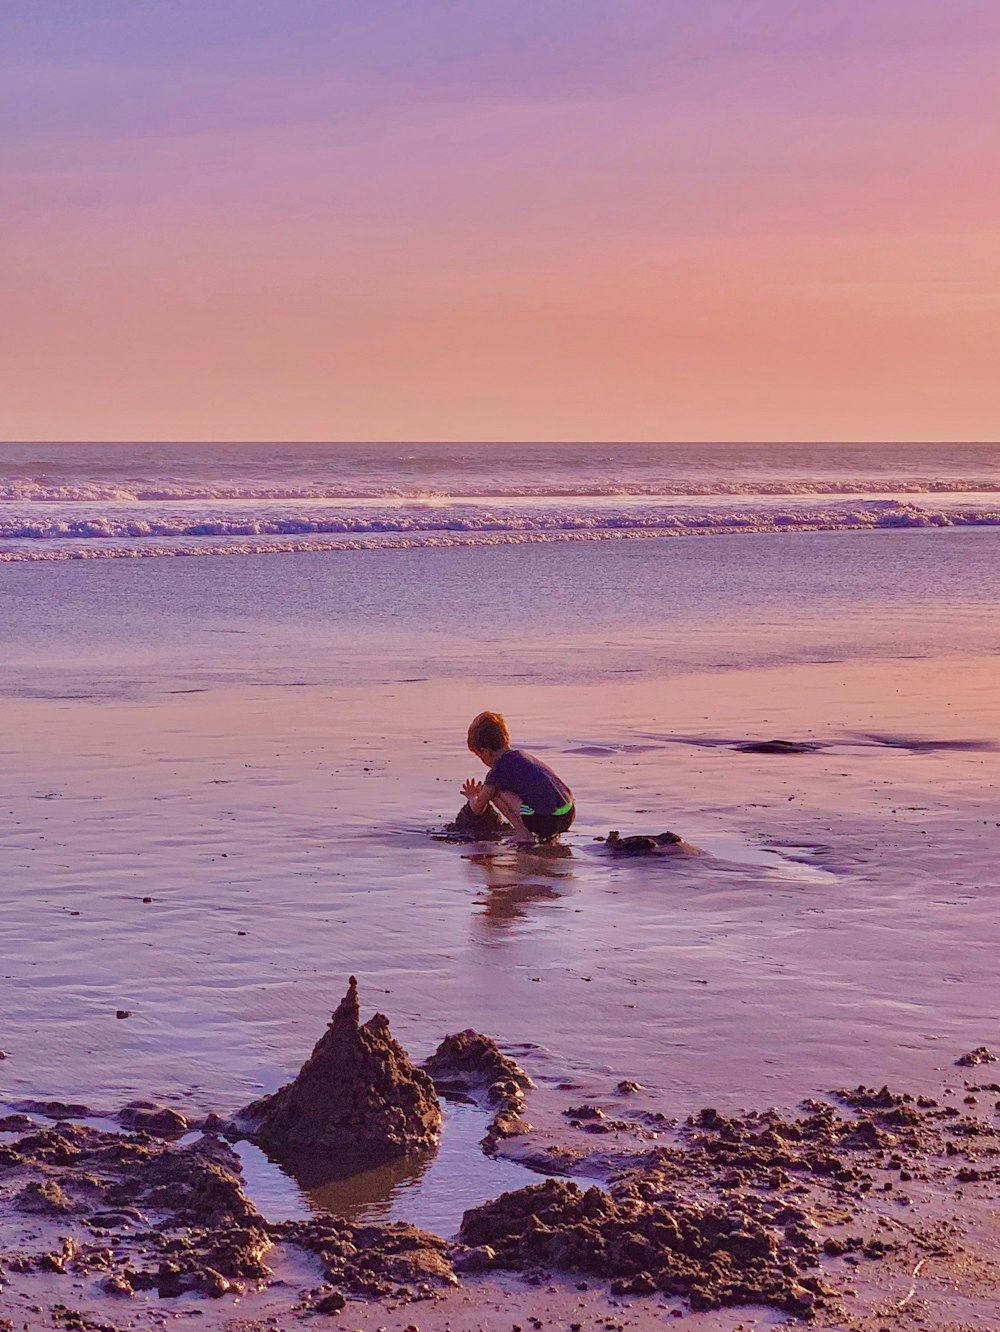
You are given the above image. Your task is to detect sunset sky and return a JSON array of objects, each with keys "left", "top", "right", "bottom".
[{"left": 3, "top": 1, "right": 998, "bottom": 442}]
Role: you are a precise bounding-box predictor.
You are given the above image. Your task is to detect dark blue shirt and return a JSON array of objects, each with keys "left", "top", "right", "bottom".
[{"left": 486, "top": 749, "right": 572, "bottom": 817}]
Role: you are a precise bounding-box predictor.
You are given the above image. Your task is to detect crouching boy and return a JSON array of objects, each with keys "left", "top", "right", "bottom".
[{"left": 462, "top": 711, "right": 575, "bottom": 844}]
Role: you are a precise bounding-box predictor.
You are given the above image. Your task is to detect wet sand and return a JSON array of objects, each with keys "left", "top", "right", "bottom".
[
  {"left": 2, "top": 653, "right": 998, "bottom": 1108},
  {"left": 2, "top": 645, "right": 999, "bottom": 1327}
]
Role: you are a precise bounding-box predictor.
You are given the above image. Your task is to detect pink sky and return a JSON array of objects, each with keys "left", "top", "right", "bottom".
[{"left": 2, "top": 1, "right": 999, "bottom": 441}]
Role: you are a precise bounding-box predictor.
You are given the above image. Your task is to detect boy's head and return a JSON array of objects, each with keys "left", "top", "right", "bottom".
[{"left": 468, "top": 710, "right": 510, "bottom": 763}]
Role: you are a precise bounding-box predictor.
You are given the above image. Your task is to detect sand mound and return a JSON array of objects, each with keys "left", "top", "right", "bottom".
[
  {"left": 602, "top": 830, "right": 686, "bottom": 856},
  {"left": 459, "top": 1178, "right": 830, "bottom": 1314},
  {"left": 436, "top": 802, "right": 508, "bottom": 841},
  {"left": 423, "top": 1030, "right": 534, "bottom": 1150},
  {"left": 590, "top": 830, "right": 698, "bottom": 857},
  {"left": 236, "top": 977, "right": 441, "bottom": 1165},
  {"left": 423, "top": 1029, "right": 533, "bottom": 1099}
]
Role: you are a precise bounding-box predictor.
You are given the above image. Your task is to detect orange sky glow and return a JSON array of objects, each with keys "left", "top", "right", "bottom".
[{"left": 2, "top": 1, "right": 999, "bottom": 442}]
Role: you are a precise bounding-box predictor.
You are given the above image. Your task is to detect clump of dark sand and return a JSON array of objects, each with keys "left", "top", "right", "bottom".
[
  {"left": 956, "top": 1046, "right": 997, "bottom": 1067},
  {"left": 234, "top": 977, "right": 441, "bottom": 1166},
  {"left": 13, "top": 1179, "right": 74, "bottom": 1215},
  {"left": 436, "top": 802, "right": 508, "bottom": 842},
  {"left": 117, "top": 1102, "right": 188, "bottom": 1136},
  {"left": 423, "top": 1030, "right": 534, "bottom": 1152},
  {"left": 600, "top": 830, "right": 686, "bottom": 857},
  {"left": 274, "top": 1215, "right": 457, "bottom": 1298},
  {"left": 459, "top": 1177, "right": 829, "bottom": 1314},
  {"left": 12, "top": 1099, "right": 94, "bottom": 1120},
  {"left": 424, "top": 1030, "right": 533, "bottom": 1101}
]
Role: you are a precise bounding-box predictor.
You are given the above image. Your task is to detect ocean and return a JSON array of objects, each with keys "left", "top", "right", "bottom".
[
  {"left": 1, "top": 440, "right": 999, "bottom": 561},
  {"left": 2, "top": 441, "right": 998, "bottom": 701}
]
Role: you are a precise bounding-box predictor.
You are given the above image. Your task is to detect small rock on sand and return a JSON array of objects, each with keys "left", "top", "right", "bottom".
[
  {"left": 602, "top": 830, "right": 686, "bottom": 856},
  {"left": 117, "top": 1103, "right": 188, "bottom": 1136},
  {"left": 313, "top": 1290, "right": 347, "bottom": 1313},
  {"left": 956, "top": 1046, "right": 997, "bottom": 1067}
]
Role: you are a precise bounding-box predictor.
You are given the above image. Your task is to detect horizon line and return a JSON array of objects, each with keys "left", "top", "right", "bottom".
[{"left": 3, "top": 439, "right": 999, "bottom": 448}]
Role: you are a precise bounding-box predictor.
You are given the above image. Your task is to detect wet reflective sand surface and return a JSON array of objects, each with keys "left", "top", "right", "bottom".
[{"left": 2, "top": 532, "right": 999, "bottom": 1235}]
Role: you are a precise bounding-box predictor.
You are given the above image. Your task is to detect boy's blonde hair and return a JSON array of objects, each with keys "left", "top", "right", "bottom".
[{"left": 468, "top": 711, "right": 510, "bottom": 754}]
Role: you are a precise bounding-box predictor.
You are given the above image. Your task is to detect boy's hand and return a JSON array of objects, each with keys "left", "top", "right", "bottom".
[{"left": 462, "top": 778, "right": 483, "bottom": 802}]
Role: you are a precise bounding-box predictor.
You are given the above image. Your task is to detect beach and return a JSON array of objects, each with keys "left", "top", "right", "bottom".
[
  {"left": 8, "top": 0, "right": 1000, "bottom": 1315},
  {"left": 2, "top": 446, "right": 1000, "bottom": 1328}
]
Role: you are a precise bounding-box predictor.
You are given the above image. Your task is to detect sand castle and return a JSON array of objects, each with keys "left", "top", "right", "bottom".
[{"left": 235, "top": 977, "right": 442, "bottom": 1166}]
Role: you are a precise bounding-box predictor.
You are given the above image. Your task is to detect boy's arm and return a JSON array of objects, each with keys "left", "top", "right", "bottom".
[{"left": 461, "top": 778, "right": 496, "bottom": 815}]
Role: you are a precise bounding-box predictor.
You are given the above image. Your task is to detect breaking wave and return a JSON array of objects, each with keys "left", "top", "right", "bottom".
[
  {"left": 3, "top": 442, "right": 1000, "bottom": 561},
  {"left": 0, "top": 497, "right": 999, "bottom": 561}
]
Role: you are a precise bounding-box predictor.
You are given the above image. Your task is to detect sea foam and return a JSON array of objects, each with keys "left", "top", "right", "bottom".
[
  {"left": 3, "top": 441, "right": 1000, "bottom": 561},
  {"left": 0, "top": 497, "right": 998, "bottom": 561}
]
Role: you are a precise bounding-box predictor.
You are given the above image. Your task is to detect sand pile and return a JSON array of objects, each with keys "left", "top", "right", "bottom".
[
  {"left": 235, "top": 976, "right": 442, "bottom": 1165},
  {"left": 459, "top": 1177, "right": 831, "bottom": 1314},
  {"left": 454, "top": 1078, "right": 1000, "bottom": 1317},
  {"left": 601, "top": 830, "right": 687, "bottom": 856},
  {"left": 423, "top": 1030, "right": 534, "bottom": 1150},
  {"left": 274, "top": 1215, "right": 457, "bottom": 1298},
  {"left": 437, "top": 802, "right": 507, "bottom": 841},
  {"left": 423, "top": 1029, "right": 533, "bottom": 1102},
  {"left": 0, "top": 1119, "right": 456, "bottom": 1308},
  {"left": 0, "top": 1125, "right": 271, "bottom": 1298}
]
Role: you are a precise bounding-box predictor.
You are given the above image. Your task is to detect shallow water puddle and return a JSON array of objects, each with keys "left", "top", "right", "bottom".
[{"left": 235, "top": 1101, "right": 549, "bottom": 1237}]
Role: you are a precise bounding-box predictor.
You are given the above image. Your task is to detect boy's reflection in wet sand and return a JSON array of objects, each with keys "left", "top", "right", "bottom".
[{"left": 464, "top": 843, "right": 574, "bottom": 933}]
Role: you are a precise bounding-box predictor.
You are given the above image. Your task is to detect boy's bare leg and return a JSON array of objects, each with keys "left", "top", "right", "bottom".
[{"left": 490, "top": 790, "right": 536, "bottom": 843}]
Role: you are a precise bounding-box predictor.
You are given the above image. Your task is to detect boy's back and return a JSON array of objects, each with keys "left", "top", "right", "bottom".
[{"left": 486, "top": 749, "right": 572, "bottom": 817}]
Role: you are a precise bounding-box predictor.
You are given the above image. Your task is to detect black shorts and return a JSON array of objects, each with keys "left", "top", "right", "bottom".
[{"left": 523, "top": 803, "right": 576, "bottom": 841}]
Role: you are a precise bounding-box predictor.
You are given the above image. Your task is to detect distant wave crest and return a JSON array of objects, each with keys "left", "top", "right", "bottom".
[{"left": 4, "top": 476, "right": 1000, "bottom": 504}]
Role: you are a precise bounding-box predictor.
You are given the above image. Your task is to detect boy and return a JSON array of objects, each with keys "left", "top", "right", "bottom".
[{"left": 462, "top": 711, "right": 575, "bottom": 844}]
